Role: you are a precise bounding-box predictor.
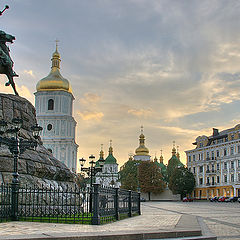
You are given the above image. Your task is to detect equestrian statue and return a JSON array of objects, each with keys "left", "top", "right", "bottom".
[{"left": 0, "top": 30, "right": 19, "bottom": 96}]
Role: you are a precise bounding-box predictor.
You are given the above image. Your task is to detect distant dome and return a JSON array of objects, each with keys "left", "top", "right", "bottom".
[
  {"left": 36, "top": 46, "right": 72, "bottom": 94},
  {"left": 135, "top": 133, "right": 149, "bottom": 156}
]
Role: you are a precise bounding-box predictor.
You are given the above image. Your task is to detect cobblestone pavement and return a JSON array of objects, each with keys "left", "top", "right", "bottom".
[
  {"left": 144, "top": 201, "right": 240, "bottom": 240},
  {"left": 0, "top": 201, "right": 238, "bottom": 239}
]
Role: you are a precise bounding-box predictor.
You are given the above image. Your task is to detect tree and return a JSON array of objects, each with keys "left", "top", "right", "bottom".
[
  {"left": 119, "top": 160, "right": 139, "bottom": 191},
  {"left": 168, "top": 166, "right": 195, "bottom": 199},
  {"left": 139, "top": 161, "right": 166, "bottom": 200}
]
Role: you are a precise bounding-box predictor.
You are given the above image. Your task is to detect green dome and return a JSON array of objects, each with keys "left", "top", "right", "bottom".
[
  {"left": 168, "top": 155, "right": 184, "bottom": 167},
  {"left": 154, "top": 161, "right": 167, "bottom": 172},
  {"left": 105, "top": 154, "right": 117, "bottom": 164},
  {"left": 95, "top": 160, "right": 100, "bottom": 168}
]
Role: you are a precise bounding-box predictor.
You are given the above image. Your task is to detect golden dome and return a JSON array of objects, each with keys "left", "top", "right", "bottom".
[
  {"left": 135, "top": 127, "right": 150, "bottom": 156},
  {"left": 36, "top": 44, "right": 72, "bottom": 94}
]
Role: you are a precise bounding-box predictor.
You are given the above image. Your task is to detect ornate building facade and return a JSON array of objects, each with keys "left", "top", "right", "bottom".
[
  {"left": 35, "top": 44, "right": 78, "bottom": 172},
  {"left": 186, "top": 125, "right": 240, "bottom": 199}
]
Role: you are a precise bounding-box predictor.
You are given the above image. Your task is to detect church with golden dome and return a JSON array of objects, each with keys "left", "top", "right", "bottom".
[
  {"left": 133, "top": 126, "right": 151, "bottom": 161},
  {"left": 34, "top": 43, "right": 78, "bottom": 172}
]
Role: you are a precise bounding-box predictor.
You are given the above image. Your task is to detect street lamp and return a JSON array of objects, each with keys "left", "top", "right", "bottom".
[
  {"left": 79, "top": 155, "right": 104, "bottom": 188},
  {"left": 79, "top": 155, "right": 104, "bottom": 212},
  {"left": 0, "top": 118, "right": 42, "bottom": 220}
]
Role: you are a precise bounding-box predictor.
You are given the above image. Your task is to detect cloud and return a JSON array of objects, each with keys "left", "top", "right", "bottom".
[
  {"left": 77, "top": 111, "right": 104, "bottom": 121},
  {"left": 80, "top": 92, "right": 102, "bottom": 105},
  {"left": 23, "top": 70, "right": 35, "bottom": 77},
  {"left": 128, "top": 108, "right": 153, "bottom": 118}
]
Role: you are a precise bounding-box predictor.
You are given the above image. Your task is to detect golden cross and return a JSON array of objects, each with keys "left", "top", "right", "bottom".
[{"left": 55, "top": 39, "right": 59, "bottom": 51}]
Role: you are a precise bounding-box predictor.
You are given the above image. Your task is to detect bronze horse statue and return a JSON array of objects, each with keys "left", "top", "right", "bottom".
[{"left": 0, "top": 30, "right": 19, "bottom": 96}]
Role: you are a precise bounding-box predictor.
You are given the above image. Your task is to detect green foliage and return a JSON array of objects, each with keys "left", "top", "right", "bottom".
[
  {"left": 139, "top": 161, "right": 166, "bottom": 194},
  {"left": 119, "top": 160, "right": 139, "bottom": 191},
  {"left": 168, "top": 166, "right": 195, "bottom": 198}
]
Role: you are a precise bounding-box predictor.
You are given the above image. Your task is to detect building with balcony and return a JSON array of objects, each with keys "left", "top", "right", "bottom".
[{"left": 185, "top": 124, "right": 240, "bottom": 199}]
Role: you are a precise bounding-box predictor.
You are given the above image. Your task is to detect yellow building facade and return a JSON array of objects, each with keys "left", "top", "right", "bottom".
[{"left": 185, "top": 124, "right": 240, "bottom": 199}]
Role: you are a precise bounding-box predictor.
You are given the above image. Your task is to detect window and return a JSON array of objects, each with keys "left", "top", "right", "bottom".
[
  {"left": 231, "top": 174, "right": 235, "bottom": 182},
  {"left": 211, "top": 151, "right": 214, "bottom": 160},
  {"left": 47, "top": 124, "right": 52, "bottom": 131},
  {"left": 199, "top": 178, "right": 203, "bottom": 185},
  {"left": 193, "top": 155, "right": 195, "bottom": 161},
  {"left": 217, "top": 176, "right": 220, "bottom": 183},
  {"left": 198, "top": 154, "right": 201, "bottom": 160},
  {"left": 193, "top": 167, "right": 196, "bottom": 173},
  {"left": 188, "top": 156, "right": 191, "bottom": 162},
  {"left": 238, "top": 145, "right": 240, "bottom": 153},
  {"left": 224, "top": 175, "right": 227, "bottom": 183},
  {"left": 230, "top": 147, "right": 234, "bottom": 155},
  {"left": 217, "top": 163, "right": 220, "bottom": 171},
  {"left": 207, "top": 177, "right": 210, "bottom": 184},
  {"left": 224, "top": 162, "right": 227, "bottom": 169},
  {"left": 238, "top": 173, "right": 240, "bottom": 182},
  {"left": 212, "top": 164, "right": 214, "bottom": 171},
  {"left": 231, "top": 161, "right": 234, "bottom": 169},
  {"left": 48, "top": 99, "right": 54, "bottom": 110},
  {"left": 212, "top": 176, "right": 215, "bottom": 185},
  {"left": 207, "top": 165, "right": 210, "bottom": 171},
  {"left": 224, "top": 148, "right": 227, "bottom": 156},
  {"left": 206, "top": 152, "right": 209, "bottom": 160},
  {"left": 189, "top": 167, "right": 191, "bottom": 172},
  {"left": 199, "top": 166, "right": 203, "bottom": 173},
  {"left": 216, "top": 150, "right": 220, "bottom": 157},
  {"left": 238, "top": 160, "right": 240, "bottom": 167}
]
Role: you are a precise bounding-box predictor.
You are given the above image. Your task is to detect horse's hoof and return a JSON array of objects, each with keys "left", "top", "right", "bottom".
[{"left": 5, "top": 82, "right": 10, "bottom": 86}]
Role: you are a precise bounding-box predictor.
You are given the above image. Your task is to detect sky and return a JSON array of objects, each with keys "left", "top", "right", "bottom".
[{"left": 1, "top": 0, "right": 240, "bottom": 171}]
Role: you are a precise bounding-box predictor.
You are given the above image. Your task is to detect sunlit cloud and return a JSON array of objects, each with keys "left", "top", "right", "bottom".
[
  {"left": 77, "top": 111, "right": 104, "bottom": 121},
  {"left": 80, "top": 92, "right": 102, "bottom": 105},
  {"left": 128, "top": 108, "right": 153, "bottom": 118},
  {"left": 23, "top": 70, "right": 35, "bottom": 77}
]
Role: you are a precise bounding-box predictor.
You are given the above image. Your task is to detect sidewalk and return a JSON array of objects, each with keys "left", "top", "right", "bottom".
[{"left": 0, "top": 203, "right": 215, "bottom": 240}]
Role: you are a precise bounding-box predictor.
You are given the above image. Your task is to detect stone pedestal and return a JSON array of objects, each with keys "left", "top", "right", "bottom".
[{"left": 0, "top": 93, "right": 76, "bottom": 188}]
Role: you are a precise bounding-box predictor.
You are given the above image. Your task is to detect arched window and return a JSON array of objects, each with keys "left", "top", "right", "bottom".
[{"left": 48, "top": 99, "right": 54, "bottom": 110}]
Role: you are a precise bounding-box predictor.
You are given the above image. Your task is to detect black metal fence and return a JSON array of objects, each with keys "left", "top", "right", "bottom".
[{"left": 0, "top": 183, "right": 140, "bottom": 224}]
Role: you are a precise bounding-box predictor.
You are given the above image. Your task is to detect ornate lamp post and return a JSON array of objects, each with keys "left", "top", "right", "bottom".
[
  {"left": 0, "top": 118, "right": 42, "bottom": 220},
  {"left": 79, "top": 155, "right": 104, "bottom": 212}
]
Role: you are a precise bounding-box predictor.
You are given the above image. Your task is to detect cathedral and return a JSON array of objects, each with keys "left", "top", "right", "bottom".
[
  {"left": 35, "top": 43, "right": 78, "bottom": 173},
  {"left": 95, "top": 141, "right": 120, "bottom": 188}
]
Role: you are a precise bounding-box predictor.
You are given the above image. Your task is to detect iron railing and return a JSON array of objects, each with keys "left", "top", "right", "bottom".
[
  {"left": 0, "top": 184, "right": 11, "bottom": 222},
  {"left": 0, "top": 183, "right": 140, "bottom": 225}
]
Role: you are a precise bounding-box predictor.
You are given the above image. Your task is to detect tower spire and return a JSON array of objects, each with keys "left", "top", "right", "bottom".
[
  {"left": 176, "top": 145, "right": 180, "bottom": 160},
  {"left": 172, "top": 141, "right": 176, "bottom": 156},
  {"left": 160, "top": 149, "right": 164, "bottom": 163},
  {"left": 99, "top": 144, "right": 104, "bottom": 160},
  {"left": 51, "top": 40, "right": 61, "bottom": 69},
  {"left": 109, "top": 140, "right": 113, "bottom": 155}
]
